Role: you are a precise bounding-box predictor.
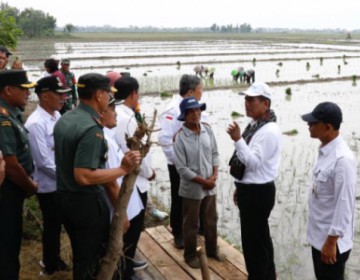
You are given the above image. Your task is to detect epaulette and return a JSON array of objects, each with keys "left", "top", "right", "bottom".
[
  {"left": 173, "top": 127, "right": 183, "bottom": 142},
  {"left": 0, "top": 120, "right": 12, "bottom": 127},
  {"left": 0, "top": 106, "right": 9, "bottom": 117}
]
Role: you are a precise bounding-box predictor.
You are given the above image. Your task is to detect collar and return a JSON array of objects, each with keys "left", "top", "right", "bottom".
[
  {"left": 182, "top": 123, "right": 206, "bottom": 137},
  {"left": 103, "top": 127, "right": 115, "bottom": 138},
  {"left": 0, "top": 97, "right": 22, "bottom": 120},
  {"left": 78, "top": 102, "right": 103, "bottom": 128},
  {"left": 118, "top": 103, "right": 135, "bottom": 117},
  {"left": 37, "top": 105, "right": 58, "bottom": 121},
  {"left": 319, "top": 135, "right": 341, "bottom": 156}
]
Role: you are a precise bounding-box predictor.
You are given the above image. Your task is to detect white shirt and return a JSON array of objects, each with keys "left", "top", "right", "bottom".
[
  {"left": 307, "top": 135, "right": 357, "bottom": 253},
  {"left": 114, "top": 104, "right": 152, "bottom": 193},
  {"left": 25, "top": 105, "right": 60, "bottom": 193},
  {"left": 158, "top": 95, "right": 209, "bottom": 165},
  {"left": 103, "top": 127, "right": 143, "bottom": 221},
  {"left": 234, "top": 121, "right": 282, "bottom": 184}
]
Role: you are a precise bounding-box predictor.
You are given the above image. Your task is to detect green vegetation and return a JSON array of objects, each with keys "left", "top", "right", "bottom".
[
  {"left": 160, "top": 91, "right": 173, "bottom": 98},
  {"left": 285, "top": 87, "right": 292, "bottom": 95},
  {"left": 23, "top": 197, "right": 42, "bottom": 240},
  {"left": 277, "top": 62, "right": 283, "bottom": 67},
  {"left": 231, "top": 111, "right": 244, "bottom": 118},
  {"left": 0, "top": 9, "right": 22, "bottom": 48},
  {"left": 276, "top": 69, "right": 280, "bottom": 77},
  {"left": 283, "top": 129, "right": 298, "bottom": 136},
  {"left": 337, "top": 65, "right": 341, "bottom": 74},
  {"left": 252, "top": 58, "right": 256, "bottom": 66},
  {"left": 352, "top": 75, "right": 357, "bottom": 86},
  {"left": 312, "top": 74, "right": 320, "bottom": 79},
  {"left": 306, "top": 62, "right": 310, "bottom": 71},
  {"left": 320, "top": 57, "right": 323, "bottom": 66}
]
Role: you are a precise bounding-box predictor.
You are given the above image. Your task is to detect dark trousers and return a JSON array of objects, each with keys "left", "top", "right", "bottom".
[
  {"left": 182, "top": 195, "right": 217, "bottom": 261},
  {"left": 168, "top": 164, "right": 182, "bottom": 237},
  {"left": 122, "top": 189, "right": 147, "bottom": 280},
  {"left": 57, "top": 192, "right": 110, "bottom": 280},
  {"left": 236, "top": 182, "right": 276, "bottom": 280},
  {"left": 37, "top": 192, "right": 63, "bottom": 273},
  {"left": 312, "top": 246, "right": 351, "bottom": 280},
  {"left": 0, "top": 182, "right": 25, "bottom": 280}
]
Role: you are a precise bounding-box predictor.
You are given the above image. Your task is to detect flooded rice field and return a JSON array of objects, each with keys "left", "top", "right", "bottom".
[{"left": 16, "top": 37, "right": 360, "bottom": 279}]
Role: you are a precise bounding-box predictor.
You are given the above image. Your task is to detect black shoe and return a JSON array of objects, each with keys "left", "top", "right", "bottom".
[
  {"left": 57, "top": 259, "right": 71, "bottom": 271},
  {"left": 132, "top": 259, "right": 148, "bottom": 271},
  {"left": 173, "top": 235, "right": 184, "bottom": 249},
  {"left": 129, "top": 274, "right": 143, "bottom": 280}
]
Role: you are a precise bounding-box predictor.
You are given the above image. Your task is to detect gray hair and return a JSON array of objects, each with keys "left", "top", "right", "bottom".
[{"left": 179, "top": 74, "right": 201, "bottom": 96}]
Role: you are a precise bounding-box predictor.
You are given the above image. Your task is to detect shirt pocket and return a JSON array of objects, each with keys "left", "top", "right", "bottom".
[{"left": 314, "top": 170, "right": 333, "bottom": 196}]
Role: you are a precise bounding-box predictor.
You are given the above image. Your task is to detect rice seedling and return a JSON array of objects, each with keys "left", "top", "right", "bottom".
[
  {"left": 285, "top": 87, "right": 292, "bottom": 95},
  {"left": 231, "top": 111, "right": 244, "bottom": 118},
  {"left": 283, "top": 129, "right": 298, "bottom": 136}
]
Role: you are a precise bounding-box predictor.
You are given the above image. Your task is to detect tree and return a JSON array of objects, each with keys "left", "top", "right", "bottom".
[
  {"left": 239, "top": 23, "right": 252, "bottom": 33},
  {"left": 18, "top": 8, "right": 56, "bottom": 38},
  {"left": 63, "top": 23, "right": 76, "bottom": 34},
  {"left": 0, "top": 10, "right": 22, "bottom": 48},
  {"left": 210, "top": 23, "right": 218, "bottom": 32}
]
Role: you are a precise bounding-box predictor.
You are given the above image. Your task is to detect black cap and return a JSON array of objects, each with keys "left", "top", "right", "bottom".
[
  {"left": 77, "top": 73, "right": 117, "bottom": 94},
  {"left": 0, "top": 46, "right": 12, "bottom": 57},
  {"left": 177, "top": 96, "right": 206, "bottom": 121},
  {"left": 0, "top": 70, "right": 36, "bottom": 88},
  {"left": 301, "top": 102, "right": 342, "bottom": 128},
  {"left": 35, "top": 76, "right": 71, "bottom": 94}
]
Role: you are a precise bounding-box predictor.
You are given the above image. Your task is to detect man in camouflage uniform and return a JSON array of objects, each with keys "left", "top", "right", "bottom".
[
  {"left": 59, "top": 58, "right": 78, "bottom": 114},
  {"left": 0, "top": 69, "right": 38, "bottom": 280}
]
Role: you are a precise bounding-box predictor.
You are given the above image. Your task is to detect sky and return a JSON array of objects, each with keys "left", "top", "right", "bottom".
[{"left": 6, "top": 0, "right": 360, "bottom": 30}]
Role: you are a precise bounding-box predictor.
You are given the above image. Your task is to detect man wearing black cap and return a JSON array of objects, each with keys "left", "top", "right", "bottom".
[
  {"left": 0, "top": 70, "right": 38, "bottom": 279},
  {"left": 25, "top": 76, "right": 71, "bottom": 276},
  {"left": 53, "top": 73, "right": 140, "bottom": 280},
  {"left": 0, "top": 46, "right": 12, "bottom": 70},
  {"left": 301, "top": 102, "right": 357, "bottom": 280}
]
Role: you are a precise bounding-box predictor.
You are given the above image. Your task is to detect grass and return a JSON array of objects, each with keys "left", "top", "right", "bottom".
[
  {"left": 283, "top": 129, "right": 299, "bottom": 136},
  {"left": 231, "top": 111, "right": 244, "bottom": 118}
]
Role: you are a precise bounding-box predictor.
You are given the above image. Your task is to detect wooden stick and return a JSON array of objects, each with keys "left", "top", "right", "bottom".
[{"left": 197, "top": 246, "right": 211, "bottom": 280}]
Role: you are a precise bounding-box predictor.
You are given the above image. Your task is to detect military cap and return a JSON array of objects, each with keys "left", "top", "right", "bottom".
[
  {"left": 35, "top": 76, "right": 71, "bottom": 94},
  {"left": 0, "top": 46, "right": 12, "bottom": 57},
  {"left": 0, "top": 70, "right": 36, "bottom": 88},
  {"left": 77, "top": 73, "right": 117, "bottom": 94},
  {"left": 61, "top": 58, "right": 70, "bottom": 65}
]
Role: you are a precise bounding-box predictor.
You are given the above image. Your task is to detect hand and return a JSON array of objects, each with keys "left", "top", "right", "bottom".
[
  {"left": 148, "top": 169, "right": 156, "bottom": 181},
  {"left": 233, "top": 190, "right": 238, "bottom": 206},
  {"left": 120, "top": 151, "right": 141, "bottom": 173},
  {"left": 321, "top": 236, "right": 338, "bottom": 264},
  {"left": 0, "top": 151, "right": 6, "bottom": 186},
  {"left": 25, "top": 178, "right": 38, "bottom": 197},
  {"left": 202, "top": 178, "right": 216, "bottom": 190},
  {"left": 226, "top": 121, "right": 241, "bottom": 142}
]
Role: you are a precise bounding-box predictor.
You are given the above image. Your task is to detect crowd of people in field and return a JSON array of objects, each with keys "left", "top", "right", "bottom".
[{"left": 0, "top": 46, "right": 357, "bottom": 280}]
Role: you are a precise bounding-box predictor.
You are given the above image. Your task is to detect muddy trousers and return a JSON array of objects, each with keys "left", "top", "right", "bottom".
[
  {"left": 182, "top": 195, "right": 218, "bottom": 261},
  {"left": 312, "top": 246, "right": 350, "bottom": 280},
  {"left": 236, "top": 181, "right": 276, "bottom": 280}
]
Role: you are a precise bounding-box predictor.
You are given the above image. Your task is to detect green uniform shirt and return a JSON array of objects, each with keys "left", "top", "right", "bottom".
[
  {"left": 54, "top": 102, "right": 108, "bottom": 193},
  {"left": 0, "top": 98, "right": 34, "bottom": 186}
]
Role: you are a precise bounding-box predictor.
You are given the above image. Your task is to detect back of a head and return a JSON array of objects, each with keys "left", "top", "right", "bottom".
[
  {"left": 44, "top": 58, "right": 59, "bottom": 73},
  {"left": 179, "top": 74, "right": 201, "bottom": 96},
  {"left": 106, "top": 71, "right": 122, "bottom": 87},
  {"left": 114, "top": 76, "right": 139, "bottom": 101},
  {"left": 77, "top": 73, "right": 111, "bottom": 100}
]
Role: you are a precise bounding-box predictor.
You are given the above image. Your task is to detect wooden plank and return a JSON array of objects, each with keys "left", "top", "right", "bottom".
[
  {"left": 147, "top": 226, "right": 222, "bottom": 280},
  {"left": 138, "top": 231, "right": 193, "bottom": 280},
  {"left": 135, "top": 250, "right": 166, "bottom": 280},
  {"left": 216, "top": 238, "right": 248, "bottom": 276}
]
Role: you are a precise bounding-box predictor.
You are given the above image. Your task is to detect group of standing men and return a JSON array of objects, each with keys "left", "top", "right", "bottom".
[{"left": 0, "top": 56, "right": 357, "bottom": 280}]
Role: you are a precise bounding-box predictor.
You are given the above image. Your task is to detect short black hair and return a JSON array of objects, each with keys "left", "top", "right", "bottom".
[
  {"left": 114, "top": 76, "right": 139, "bottom": 100},
  {"left": 44, "top": 59, "right": 59, "bottom": 73}
]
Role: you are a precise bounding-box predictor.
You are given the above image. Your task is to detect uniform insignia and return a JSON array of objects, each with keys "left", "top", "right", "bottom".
[
  {"left": 96, "top": 132, "right": 104, "bottom": 139},
  {"left": 165, "top": 115, "right": 173, "bottom": 120},
  {"left": 0, "top": 107, "right": 9, "bottom": 117},
  {"left": 1, "top": 120, "right": 12, "bottom": 127}
]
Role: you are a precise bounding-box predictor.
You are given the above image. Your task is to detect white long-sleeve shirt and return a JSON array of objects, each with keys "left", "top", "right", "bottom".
[
  {"left": 158, "top": 95, "right": 209, "bottom": 165},
  {"left": 307, "top": 135, "right": 357, "bottom": 253},
  {"left": 114, "top": 104, "right": 152, "bottom": 193},
  {"left": 234, "top": 121, "right": 282, "bottom": 184},
  {"left": 103, "top": 127, "right": 143, "bottom": 221},
  {"left": 25, "top": 105, "right": 60, "bottom": 193}
]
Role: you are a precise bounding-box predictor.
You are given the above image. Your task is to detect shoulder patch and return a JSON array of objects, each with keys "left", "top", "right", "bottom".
[
  {"left": 1, "top": 120, "right": 12, "bottom": 127},
  {"left": 165, "top": 115, "right": 173, "bottom": 121},
  {"left": 0, "top": 107, "right": 9, "bottom": 117},
  {"left": 95, "top": 132, "right": 104, "bottom": 140}
]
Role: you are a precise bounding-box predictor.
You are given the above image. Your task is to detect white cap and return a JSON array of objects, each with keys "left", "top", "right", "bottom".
[{"left": 241, "top": 82, "right": 272, "bottom": 100}]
